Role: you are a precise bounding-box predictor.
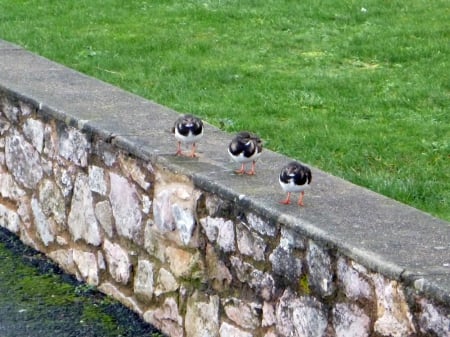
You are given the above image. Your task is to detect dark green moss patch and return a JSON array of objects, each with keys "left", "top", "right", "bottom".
[{"left": 0, "top": 227, "right": 164, "bottom": 337}]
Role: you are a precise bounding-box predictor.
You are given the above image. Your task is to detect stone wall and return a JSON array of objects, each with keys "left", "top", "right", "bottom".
[
  {"left": 0, "top": 39, "right": 449, "bottom": 337},
  {"left": 0, "top": 92, "right": 448, "bottom": 337}
]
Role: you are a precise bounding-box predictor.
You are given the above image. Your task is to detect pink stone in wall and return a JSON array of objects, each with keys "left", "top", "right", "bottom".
[
  {"left": 103, "top": 239, "right": 131, "bottom": 285},
  {"left": 109, "top": 172, "right": 142, "bottom": 241}
]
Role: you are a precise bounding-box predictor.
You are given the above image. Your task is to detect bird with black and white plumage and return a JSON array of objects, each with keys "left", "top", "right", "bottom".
[
  {"left": 228, "top": 131, "right": 263, "bottom": 175},
  {"left": 172, "top": 114, "right": 204, "bottom": 157},
  {"left": 279, "top": 161, "right": 312, "bottom": 206}
]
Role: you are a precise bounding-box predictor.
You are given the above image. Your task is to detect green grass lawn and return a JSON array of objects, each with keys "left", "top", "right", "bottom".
[{"left": 0, "top": 0, "right": 448, "bottom": 221}]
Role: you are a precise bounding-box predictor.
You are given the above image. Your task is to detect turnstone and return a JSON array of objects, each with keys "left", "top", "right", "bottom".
[
  {"left": 279, "top": 161, "right": 312, "bottom": 206},
  {"left": 172, "top": 114, "right": 204, "bottom": 157},
  {"left": 228, "top": 131, "right": 263, "bottom": 175}
]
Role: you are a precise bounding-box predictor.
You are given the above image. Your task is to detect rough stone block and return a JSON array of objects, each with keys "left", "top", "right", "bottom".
[
  {"left": 219, "top": 322, "right": 253, "bottom": 337},
  {"left": 337, "top": 257, "right": 373, "bottom": 301},
  {"left": 5, "top": 131, "right": 43, "bottom": 189},
  {"left": 276, "top": 289, "right": 328, "bottom": 337},
  {"left": 88, "top": 165, "right": 107, "bottom": 195},
  {"left": 31, "top": 197, "right": 55, "bottom": 246},
  {"left": 269, "top": 245, "right": 302, "bottom": 283},
  {"left": 200, "top": 216, "right": 235, "bottom": 252},
  {"left": 372, "top": 274, "right": 415, "bottom": 337},
  {"left": 155, "top": 267, "right": 179, "bottom": 296},
  {"left": 23, "top": 118, "right": 44, "bottom": 153},
  {"left": 185, "top": 292, "right": 220, "bottom": 337},
  {"left": 103, "top": 239, "right": 131, "bottom": 285},
  {"left": 57, "top": 125, "right": 89, "bottom": 167},
  {"left": 68, "top": 173, "right": 101, "bottom": 246},
  {"left": 72, "top": 249, "right": 99, "bottom": 286},
  {"left": 109, "top": 172, "right": 142, "bottom": 242},
  {"left": 332, "top": 303, "right": 370, "bottom": 337},
  {"left": 38, "top": 179, "right": 65, "bottom": 226},
  {"left": 246, "top": 212, "right": 277, "bottom": 237},
  {"left": 144, "top": 297, "right": 183, "bottom": 337},
  {"left": 306, "top": 240, "right": 334, "bottom": 297},
  {"left": 134, "top": 259, "right": 154, "bottom": 302},
  {"left": 223, "top": 297, "right": 261, "bottom": 330},
  {"left": 236, "top": 222, "right": 266, "bottom": 261},
  {"left": 0, "top": 204, "right": 21, "bottom": 234}
]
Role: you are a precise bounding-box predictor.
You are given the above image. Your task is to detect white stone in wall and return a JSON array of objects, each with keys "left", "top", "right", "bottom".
[
  {"left": 98, "top": 282, "right": 143, "bottom": 316},
  {"left": 38, "top": 179, "right": 65, "bottom": 226},
  {"left": 97, "top": 251, "right": 106, "bottom": 270},
  {"left": 171, "top": 203, "right": 195, "bottom": 245},
  {"left": 200, "top": 216, "right": 235, "bottom": 252},
  {"left": 418, "top": 298, "right": 450, "bottom": 337},
  {"left": 0, "top": 204, "right": 21, "bottom": 234},
  {"left": 153, "top": 180, "right": 200, "bottom": 246},
  {"left": 337, "top": 257, "right": 372, "bottom": 301},
  {"left": 5, "top": 131, "right": 43, "bottom": 189},
  {"left": 31, "top": 197, "right": 55, "bottom": 246},
  {"left": 88, "top": 165, "right": 107, "bottom": 195},
  {"left": 94, "top": 200, "right": 114, "bottom": 238},
  {"left": 17, "top": 197, "right": 31, "bottom": 226},
  {"left": 118, "top": 154, "right": 151, "bottom": 190},
  {"left": 72, "top": 249, "right": 99, "bottom": 286},
  {"left": 19, "top": 226, "right": 40, "bottom": 251},
  {"left": 262, "top": 301, "right": 276, "bottom": 327},
  {"left": 276, "top": 289, "right": 328, "bottom": 337},
  {"left": 332, "top": 303, "right": 370, "bottom": 337},
  {"left": 246, "top": 212, "right": 277, "bottom": 237},
  {"left": 141, "top": 194, "right": 152, "bottom": 214},
  {"left": 219, "top": 322, "right": 253, "bottom": 337},
  {"left": 143, "top": 297, "right": 183, "bottom": 337},
  {"left": 23, "top": 118, "right": 44, "bottom": 153},
  {"left": 134, "top": 259, "right": 154, "bottom": 302},
  {"left": 48, "top": 249, "right": 78, "bottom": 278},
  {"left": 306, "top": 240, "right": 334, "bottom": 297},
  {"left": 224, "top": 297, "right": 261, "bottom": 330},
  {"left": 185, "top": 292, "right": 220, "bottom": 337},
  {"left": 103, "top": 239, "right": 131, "bottom": 284},
  {"left": 372, "top": 274, "right": 415, "bottom": 337},
  {"left": 109, "top": 172, "right": 142, "bottom": 241},
  {"left": 0, "top": 172, "right": 26, "bottom": 201},
  {"left": 1, "top": 99, "right": 19, "bottom": 122},
  {"left": 280, "top": 227, "right": 306, "bottom": 250},
  {"left": 43, "top": 124, "right": 58, "bottom": 159},
  {"left": 53, "top": 163, "right": 76, "bottom": 197},
  {"left": 236, "top": 222, "right": 266, "bottom": 261},
  {"left": 230, "top": 256, "right": 275, "bottom": 301},
  {"left": 155, "top": 268, "right": 179, "bottom": 296},
  {"left": 144, "top": 223, "right": 166, "bottom": 262},
  {"left": 68, "top": 173, "right": 101, "bottom": 246},
  {"left": 58, "top": 126, "right": 89, "bottom": 167}
]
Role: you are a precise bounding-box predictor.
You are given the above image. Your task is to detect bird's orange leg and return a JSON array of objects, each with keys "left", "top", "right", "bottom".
[
  {"left": 297, "top": 191, "right": 305, "bottom": 206},
  {"left": 280, "top": 192, "right": 291, "bottom": 205},
  {"left": 175, "top": 142, "right": 183, "bottom": 156},
  {"left": 235, "top": 163, "right": 246, "bottom": 175},
  {"left": 189, "top": 143, "right": 198, "bottom": 158},
  {"left": 246, "top": 161, "right": 257, "bottom": 175}
]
